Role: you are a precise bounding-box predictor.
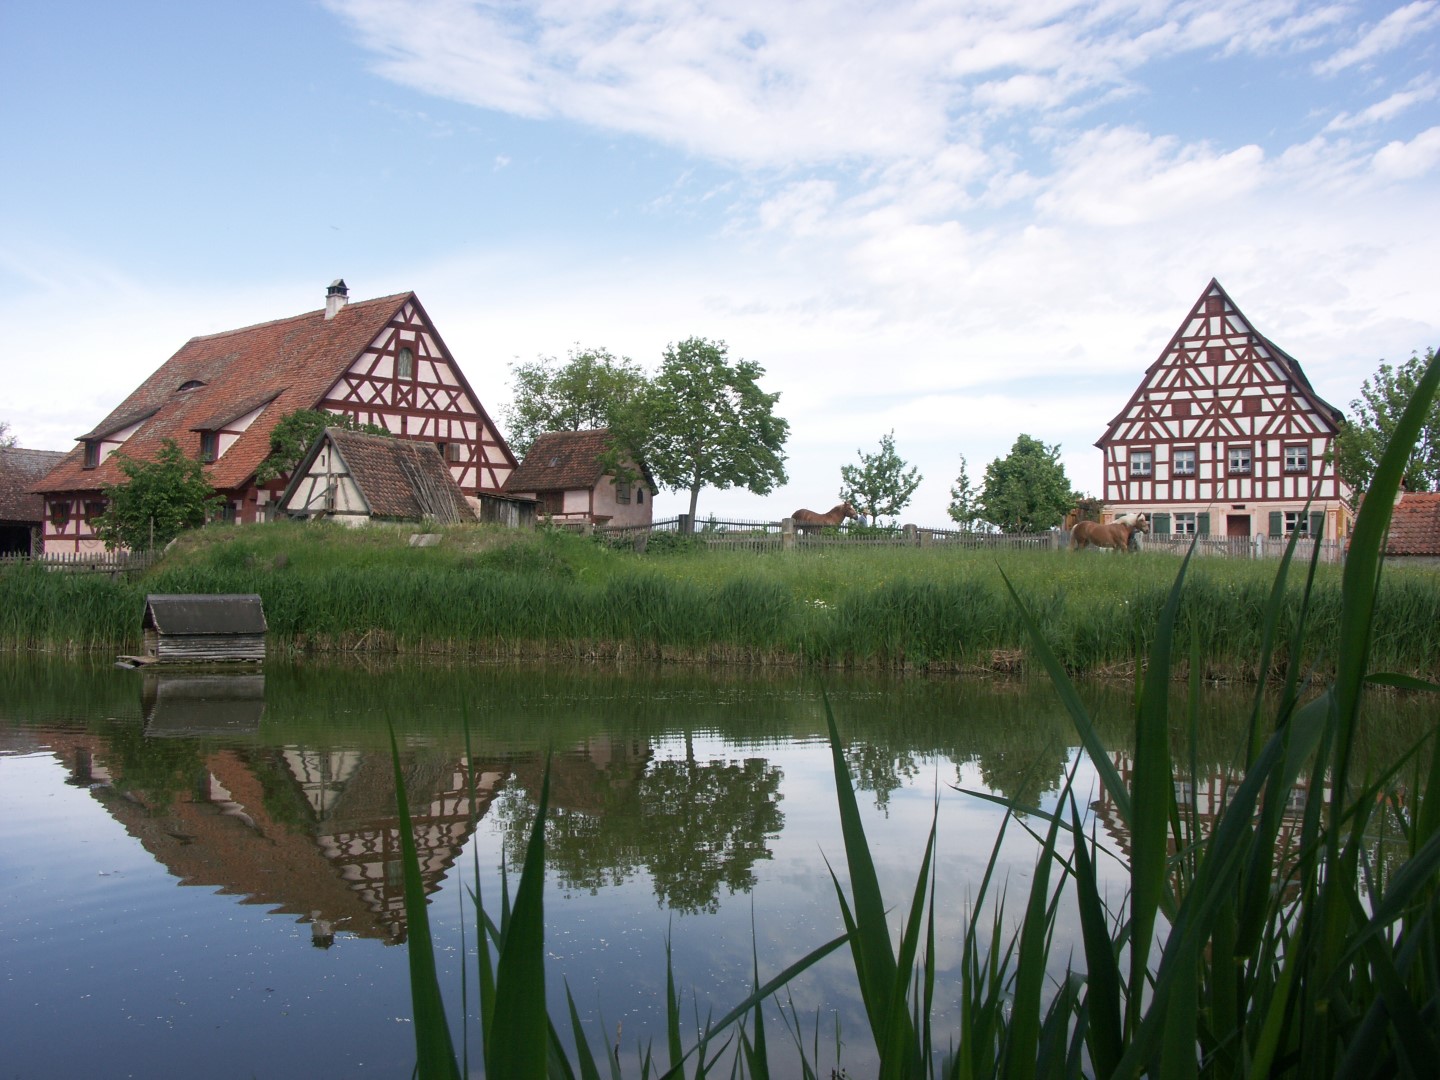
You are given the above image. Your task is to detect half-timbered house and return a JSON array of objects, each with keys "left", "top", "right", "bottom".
[
  {"left": 35, "top": 281, "right": 516, "bottom": 552},
  {"left": 503, "top": 428, "right": 655, "bottom": 527},
  {"left": 1096, "top": 280, "right": 1350, "bottom": 542}
]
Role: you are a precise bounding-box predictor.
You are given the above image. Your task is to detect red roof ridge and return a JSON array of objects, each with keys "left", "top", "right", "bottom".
[{"left": 183, "top": 292, "right": 414, "bottom": 345}]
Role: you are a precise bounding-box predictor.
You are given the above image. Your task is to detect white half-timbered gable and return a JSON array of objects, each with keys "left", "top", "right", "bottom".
[
  {"left": 317, "top": 297, "right": 513, "bottom": 493},
  {"left": 1096, "top": 280, "right": 1351, "bottom": 541},
  {"left": 36, "top": 281, "right": 515, "bottom": 552}
]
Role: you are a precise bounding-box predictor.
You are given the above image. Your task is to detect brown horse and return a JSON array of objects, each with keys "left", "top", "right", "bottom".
[
  {"left": 1071, "top": 514, "right": 1149, "bottom": 553},
  {"left": 792, "top": 501, "right": 860, "bottom": 531}
]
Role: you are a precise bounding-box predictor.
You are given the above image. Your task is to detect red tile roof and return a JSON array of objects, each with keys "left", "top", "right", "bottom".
[
  {"left": 36, "top": 293, "right": 413, "bottom": 495},
  {"left": 323, "top": 428, "right": 474, "bottom": 523},
  {"left": 1387, "top": 492, "right": 1440, "bottom": 557},
  {"left": 0, "top": 446, "right": 66, "bottom": 521},
  {"left": 503, "top": 429, "right": 618, "bottom": 493}
]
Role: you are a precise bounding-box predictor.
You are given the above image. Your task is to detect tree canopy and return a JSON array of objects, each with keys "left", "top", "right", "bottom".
[
  {"left": 980, "top": 434, "right": 1076, "bottom": 533},
  {"left": 1333, "top": 348, "right": 1440, "bottom": 495},
  {"left": 839, "top": 430, "right": 922, "bottom": 525},
  {"left": 633, "top": 337, "right": 789, "bottom": 527},
  {"left": 0, "top": 420, "right": 16, "bottom": 448},
  {"left": 946, "top": 454, "right": 985, "bottom": 529},
  {"left": 95, "top": 438, "right": 222, "bottom": 551},
  {"left": 503, "top": 346, "right": 648, "bottom": 458},
  {"left": 255, "top": 409, "right": 388, "bottom": 484}
]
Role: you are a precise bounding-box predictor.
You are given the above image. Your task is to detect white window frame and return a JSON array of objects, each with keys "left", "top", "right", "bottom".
[
  {"left": 1174, "top": 512, "right": 1197, "bottom": 535},
  {"left": 1228, "top": 446, "right": 1253, "bottom": 474},
  {"left": 1284, "top": 511, "right": 1310, "bottom": 536},
  {"left": 1129, "top": 450, "right": 1153, "bottom": 477},
  {"left": 1173, "top": 448, "right": 1197, "bottom": 476},
  {"left": 1284, "top": 444, "right": 1309, "bottom": 472}
]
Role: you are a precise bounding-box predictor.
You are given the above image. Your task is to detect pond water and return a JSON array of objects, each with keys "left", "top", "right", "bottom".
[{"left": 1, "top": 657, "right": 1429, "bottom": 1078}]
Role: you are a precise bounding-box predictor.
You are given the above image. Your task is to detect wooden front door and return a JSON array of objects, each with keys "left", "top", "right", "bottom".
[{"left": 1227, "top": 514, "right": 1251, "bottom": 537}]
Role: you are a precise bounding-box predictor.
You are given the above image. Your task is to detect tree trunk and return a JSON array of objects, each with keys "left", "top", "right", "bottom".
[{"left": 686, "top": 485, "right": 701, "bottom": 532}]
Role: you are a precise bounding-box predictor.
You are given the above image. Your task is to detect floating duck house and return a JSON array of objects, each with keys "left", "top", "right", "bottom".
[{"left": 140, "top": 594, "right": 267, "bottom": 666}]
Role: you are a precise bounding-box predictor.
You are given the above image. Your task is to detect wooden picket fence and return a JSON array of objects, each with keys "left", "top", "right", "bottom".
[{"left": 0, "top": 549, "right": 157, "bottom": 574}]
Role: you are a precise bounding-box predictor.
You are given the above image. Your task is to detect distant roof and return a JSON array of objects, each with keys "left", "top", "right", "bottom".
[
  {"left": 1387, "top": 492, "right": 1440, "bottom": 557},
  {"left": 143, "top": 594, "right": 268, "bottom": 635},
  {"left": 504, "top": 428, "right": 651, "bottom": 493},
  {"left": 0, "top": 446, "right": 66, "bottom": 522},
  {"left": 298, "top": 428, "right": 475, "bottom": 523},
  {"left": 37, "top": 291, "right": 416, "bottom": 494}
]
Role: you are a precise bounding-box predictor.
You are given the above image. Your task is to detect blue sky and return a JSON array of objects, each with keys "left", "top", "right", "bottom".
[{"left": 4, "top": 1, "right": 1438, "bottom": 521}]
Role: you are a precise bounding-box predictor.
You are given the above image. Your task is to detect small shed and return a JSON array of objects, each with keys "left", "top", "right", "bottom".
[{"left": 141, "top": 594, "right": 267, "bottom": 665}]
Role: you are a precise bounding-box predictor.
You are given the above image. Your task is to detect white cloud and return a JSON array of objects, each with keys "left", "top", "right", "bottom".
[
  {"left": 1372, "top": 125, "right": 1440, "bottom": 178},
  {"left": 1314, "top": 1, "right": 1440, "bottom": 75},
  {"left": 1325, "top": 78, "right": 1438, "bottom": 130}
]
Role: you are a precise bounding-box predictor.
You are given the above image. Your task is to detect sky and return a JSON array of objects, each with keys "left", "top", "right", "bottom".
[{"left": 3, "top": 0, "right": 1438, "bottom": 523}]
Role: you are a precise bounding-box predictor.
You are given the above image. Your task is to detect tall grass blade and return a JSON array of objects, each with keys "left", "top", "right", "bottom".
[
  {"left": 387, "top": 720, "right": 462, "bottom": 1080},
  {"left": 488, "top": 753, "right": 554, "bottom": 1079}
]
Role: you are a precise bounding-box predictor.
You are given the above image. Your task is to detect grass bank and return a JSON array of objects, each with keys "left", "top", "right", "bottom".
[{"left": 3, "top": 519, "right": 1439, "bottom": 678}]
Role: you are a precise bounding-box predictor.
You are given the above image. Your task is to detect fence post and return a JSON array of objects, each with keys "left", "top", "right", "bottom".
[
  {"left": 781, "top": 517, "right": 796, "bottom": 551},
  {"left": 903, "top": 523, "right": 918, "bottom": 547},
  {"left": 678, "top": 513, "right": 692, "bottom": 536}
]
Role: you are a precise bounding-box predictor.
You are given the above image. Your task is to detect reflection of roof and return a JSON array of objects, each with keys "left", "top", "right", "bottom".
[
  {"left": 144, "top": 594, "right": 268, "bottom": 635},
  {"left": 0, "top": 446, "right": 66, "bottom": 521},
  {"left": 1387, "top": 493, "right": 1440, "bottom": 556},
  {"left": 38, "top": 729, "right": 500, "bottom": 945}
]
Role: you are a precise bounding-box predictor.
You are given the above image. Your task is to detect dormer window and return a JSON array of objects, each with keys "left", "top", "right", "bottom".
[
  {"left": 396, "top": 348, "right": 414, "bottom": 380},
  {"left": 178, "top": 380, "right": 206, "bottom": 392},
  {"left": 83, "top": 441, "right": 99, "bottom": 469},
  {"left": 200, "top": 431, "right": 219, "bottom": 462}
]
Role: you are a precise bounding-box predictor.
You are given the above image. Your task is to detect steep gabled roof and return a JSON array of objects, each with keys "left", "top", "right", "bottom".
[
  {"left": 503, "top": 428, "right": 651, "bottom": 493},
  {"left": 0, "top": 446, "right": 66, "bottom": 521},
  {"left": 1386, "top": 492, "right": 1440, "bottom": 556},
  {"left": 1097, "top": 279, "right": 1345, "bottom": 448},
  {"left": 37, "top": 292, "right": 413, "bottom": 494},
  {"left": 285, "top": 428, "right": 475, "bottom": 524}
]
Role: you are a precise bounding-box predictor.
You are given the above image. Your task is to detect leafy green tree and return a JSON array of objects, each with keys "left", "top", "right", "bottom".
[
  {"left": 1333, "top": 348, "right": 1440, "bottom": 495},
  {"left": 255, "top": 409, "right": 388, "bottom": 484},
  {"left": 503, "top": 346, "right": 648, "bottom": 458},
  {"left": 980, "top": 434, "right": 1076, "bottom": 533},
  {"left": 95, "top": 438, "right": 222, "bottom": 551},
  {"left": 839, "top": 430, "right": 922, "bottom": 525},
  {"left": 631, "top": 337, "right": 789, "bottom": 528},
  {"left": 946, "top": 454, "right": 984, "bottom": 529}
]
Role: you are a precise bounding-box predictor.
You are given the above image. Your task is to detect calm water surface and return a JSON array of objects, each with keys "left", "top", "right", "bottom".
[{"left": 1, "top": 657, "right": 1428, "bottom": 1078}]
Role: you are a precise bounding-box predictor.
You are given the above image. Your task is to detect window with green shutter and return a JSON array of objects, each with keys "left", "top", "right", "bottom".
[
  {"left": 1310, "top": 511, "right": 1325, "bottom": 538},
  {"left": 1153, "top": 512, "right": 1171, "bottom": 534},
  {"left": 1269, "top": 511, "right": 1284, "bottom": 538},
  {"left": 1197, "top": 512, "right": 1210, "bottom": 536}
]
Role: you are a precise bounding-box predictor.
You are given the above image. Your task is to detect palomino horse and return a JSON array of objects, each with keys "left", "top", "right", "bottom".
[
  {"left": 1071, "top": 514, "right": 1149, "bottom": 553},
  {"left": 792, "top": 501, "right": 860, "bottom": 531}
]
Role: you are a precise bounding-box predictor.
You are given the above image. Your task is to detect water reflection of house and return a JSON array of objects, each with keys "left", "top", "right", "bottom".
[
  {"left": 38, "top": 726, "right": 504, "bottom": 944},
  {"left": 1089, "top": 750, "right": 1320, "bottom": 897}
]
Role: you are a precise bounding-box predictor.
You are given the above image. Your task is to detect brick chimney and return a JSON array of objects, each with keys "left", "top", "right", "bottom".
[{"left": 325, "top": 279, "right": 349, "bottom": 320}]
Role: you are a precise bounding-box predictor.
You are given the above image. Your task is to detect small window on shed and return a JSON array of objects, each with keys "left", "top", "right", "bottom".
[
  {"left": 200, "top": 431, "right": 219, "bottom": 462},
  {"left": 83, "top": 441, "right": 99, "bottom": 469},
  {"left": 50, "top": 501, "right": 71, "bottom": 529}
]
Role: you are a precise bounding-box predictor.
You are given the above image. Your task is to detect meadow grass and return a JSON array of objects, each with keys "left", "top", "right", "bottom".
[
  {"left": 392, "top": 344, "right": 1440, "bottom": 1077},
  {"left": 2, "top": 513, "right": 1438, "bottom": 678}
]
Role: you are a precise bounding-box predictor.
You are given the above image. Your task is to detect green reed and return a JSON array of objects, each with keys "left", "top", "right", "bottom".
[
  {"left": 5, "top": 505, "right": 1439, "bottom": 678},
  {"left": 393, "top": 350, "right": 1440, "bottom": 1076}
]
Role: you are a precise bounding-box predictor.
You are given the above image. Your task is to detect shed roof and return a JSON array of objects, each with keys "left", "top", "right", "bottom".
[
  {"left": 143, "top": 594, "right": 268, "bottom": 635},
  {"left": 503, "top": 428, "right": 651, "bottom": 493},
  {"left": 1386, "top": 492, "right": 1440, "bottom": 556},
  {"left": 287, "top": 428, "right": 475, "bottom": 523},
  {"left": 0, "top": 446, "right": 66, "bottom": 522}
]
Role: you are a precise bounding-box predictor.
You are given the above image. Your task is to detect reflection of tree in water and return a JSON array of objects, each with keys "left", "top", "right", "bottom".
[
  {"left": 499, "top": 734, "right": 784, "bottom": 914},
  {"left": 844, "top": 740, "right": 920, "bottom": 813},
  {"left": 972, "top": 743, "right": 1069, "bottom": 811}
]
